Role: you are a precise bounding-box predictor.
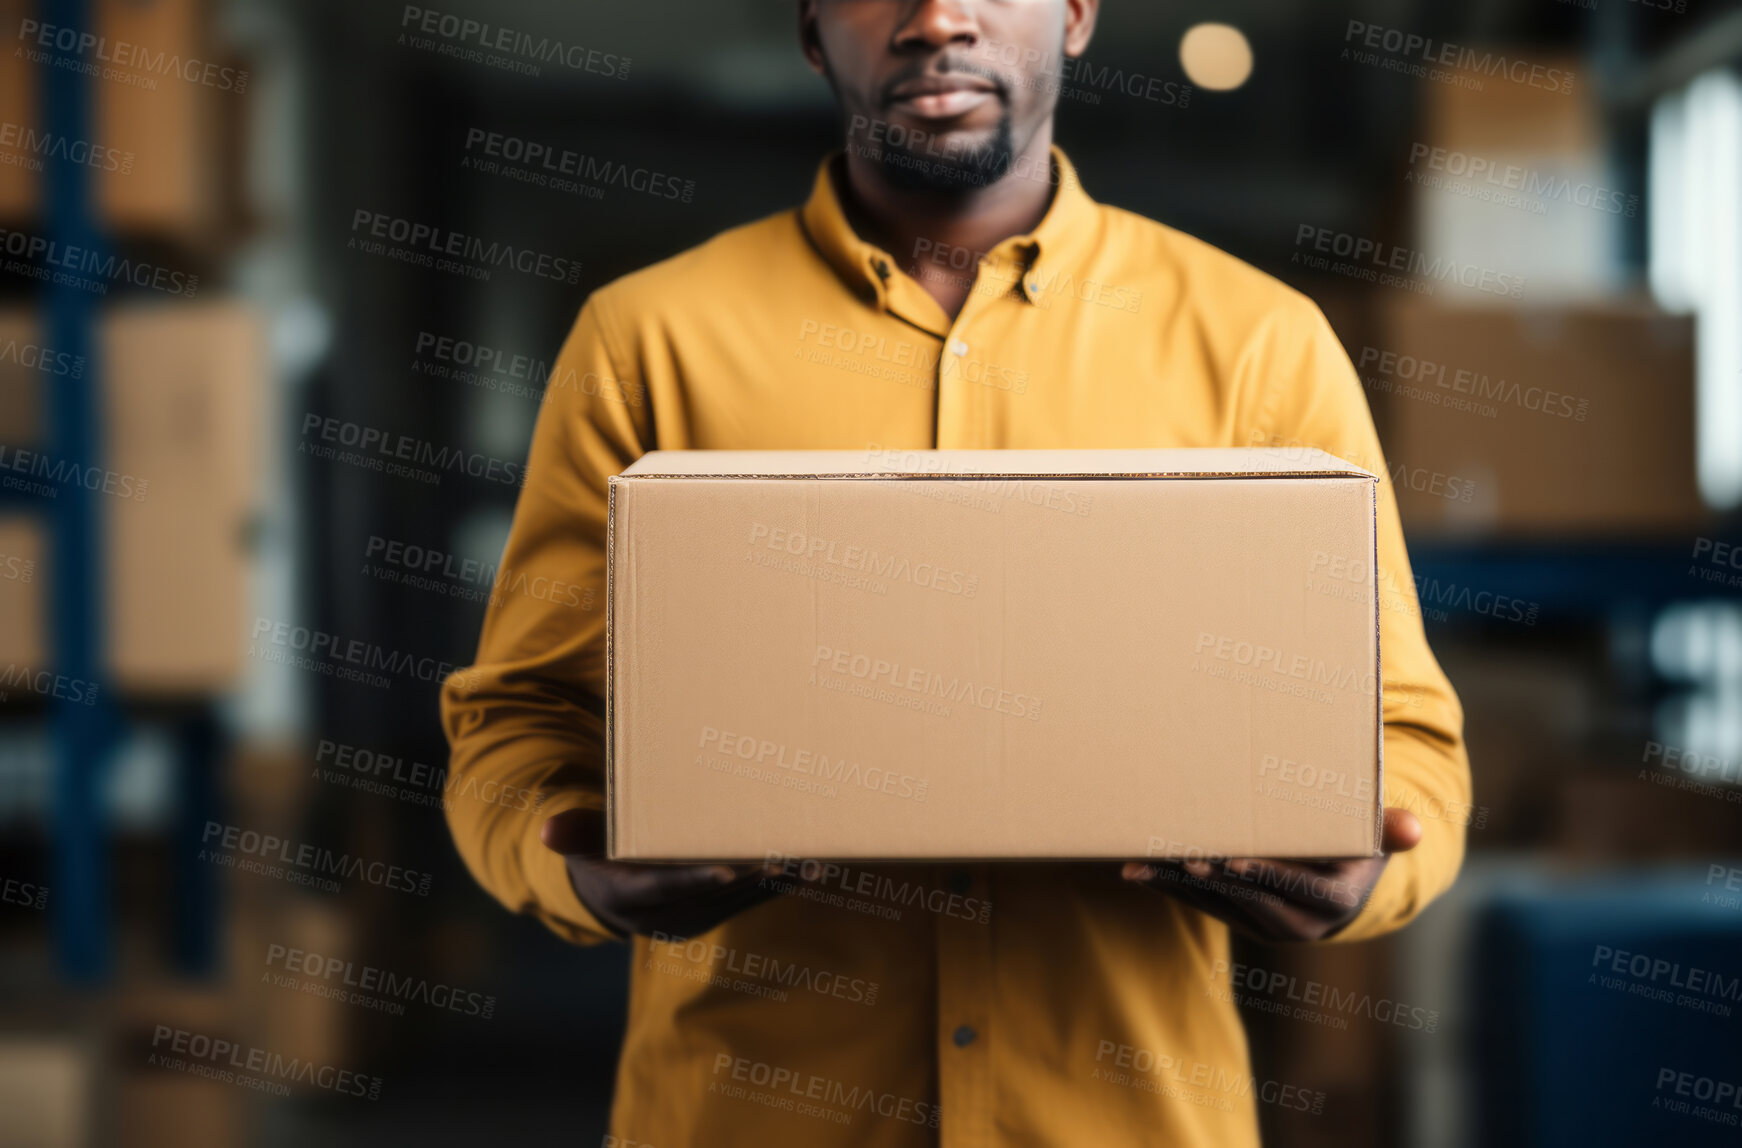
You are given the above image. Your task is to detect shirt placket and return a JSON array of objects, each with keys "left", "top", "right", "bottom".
[
  {"left": 935, "top": 242, "right": 1035, "bottom": 451},
  {"left": 935, "top": 862, "right": 993, "bottom": 1147},
  {"left": 928, "top": 243, "right": 1037, "bottom": 1146}
]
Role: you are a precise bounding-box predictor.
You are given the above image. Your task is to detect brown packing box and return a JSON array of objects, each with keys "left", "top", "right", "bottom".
[
  {"left": 1371, "top": 300, "right": 1703, "bottom": 537},
  {"left": 0, "top": 300, "right": 264, "bottom": 692},
  {"left": 607, "top": 449, "right": 1383, "bottom": 862},
  {"left": 0, "top": 0, "right": 227, "bottom": 240},
  {"left": 0, "top": 1035, "right": 93, "bottom": 1148}
]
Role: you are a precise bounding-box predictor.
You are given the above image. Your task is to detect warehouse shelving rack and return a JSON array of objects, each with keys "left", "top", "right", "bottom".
[{"left": 0, "top": 0, "right": 225, "bottom": 983}]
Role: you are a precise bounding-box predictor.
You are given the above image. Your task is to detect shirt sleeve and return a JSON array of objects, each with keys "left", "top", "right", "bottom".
[
  {"left": 1243, "top": 294, "right": 1474, "bottom": 943},
  {"left": 439, "top": 294, "right": 647, "bottom": 946}
]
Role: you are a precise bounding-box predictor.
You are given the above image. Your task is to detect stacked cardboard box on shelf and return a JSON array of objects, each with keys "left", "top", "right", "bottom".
[
  {"left": 0, "top": 300, "right": 264, "bottom": 694},
  {"left": 1410, "top": 55, "right": 1622, "bottom": 303},
  {"left": 1370, "top": 49, "right": 1707, "bottom": 538},
  {"left": 113, "top": 983, "right": 245, "bottom": 1148},
  {"left": 1368, "top": 300, "right": 1702, "bottom": 538},
  {"left": 0, "top": 1034, "right": 93, "bottom": 1148},
  {"left": 0, "top": 0, "right": 241, "bottom": 243}
]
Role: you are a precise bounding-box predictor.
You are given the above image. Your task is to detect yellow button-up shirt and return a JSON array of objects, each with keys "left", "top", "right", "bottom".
[{"left": 441, "top": 148, "right": 1471, "bottom": 1147}]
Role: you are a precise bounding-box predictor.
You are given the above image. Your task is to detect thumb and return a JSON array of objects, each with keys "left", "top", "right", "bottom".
[
  {"left": 540, "top": 806, "right": 606, "bottom": 858},
  {"left": 1381, "top": 807, "right": 1422, "bottom": 854}
]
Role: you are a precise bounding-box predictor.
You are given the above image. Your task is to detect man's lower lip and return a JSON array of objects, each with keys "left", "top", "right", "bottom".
[{"left": 891, "top": 89, "right": 994, "bottom": 118}]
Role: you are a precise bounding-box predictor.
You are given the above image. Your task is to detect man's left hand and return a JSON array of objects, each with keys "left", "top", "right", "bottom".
[{"left": 1119, "top": 808, "right": 1423, "bottom": 942}]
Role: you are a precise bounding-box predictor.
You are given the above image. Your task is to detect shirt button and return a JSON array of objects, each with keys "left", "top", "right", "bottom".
[
  {"left": 949, "top": 871, "right": 972, "bottom": 895},
  {"left": 949, "top": 339, "right": 969, "bottom": 357},
  {"left": 953, "top": 1025, "right": 978, "bottom": 1047}
]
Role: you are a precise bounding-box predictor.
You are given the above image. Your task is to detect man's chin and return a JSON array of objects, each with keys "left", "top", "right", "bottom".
[{"left": 874, "top": 122, "right": 1016, "bottom": 194}]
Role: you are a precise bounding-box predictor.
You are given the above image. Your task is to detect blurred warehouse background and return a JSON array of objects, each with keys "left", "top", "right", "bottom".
[{"left": 1, "top": 0, "right": 1741, "bottom": 1145}]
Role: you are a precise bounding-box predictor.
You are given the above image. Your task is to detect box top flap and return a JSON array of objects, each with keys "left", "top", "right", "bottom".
[{"left": 618, "top": 448, "right": 1375, "bottom": 480}]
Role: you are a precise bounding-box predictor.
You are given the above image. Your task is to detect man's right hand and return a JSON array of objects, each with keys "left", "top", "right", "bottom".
[{"left": 540, "top": 807, "right": 781, "bottom": 938}]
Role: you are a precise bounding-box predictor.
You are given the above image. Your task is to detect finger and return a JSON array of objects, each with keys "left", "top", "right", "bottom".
[
  {"left": 609, "top": 862, "right": 742, "bottom": 908},
  {"left": 1382, "top": 808, "right": 1422, "bottom": 853},
  {"left": 1218, "top": 858, "right": 1373, "bottom": 914},
  {"left": 1123, "top": 860, "right": 1290, "bottom": 927},
  {"left": 540, "top": 806, "right": 606, "bottom": 857}
]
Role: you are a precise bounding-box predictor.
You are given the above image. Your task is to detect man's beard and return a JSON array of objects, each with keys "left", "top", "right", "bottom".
[{"left": 875, "top": 115, "right": 1017, "bottom": 194}]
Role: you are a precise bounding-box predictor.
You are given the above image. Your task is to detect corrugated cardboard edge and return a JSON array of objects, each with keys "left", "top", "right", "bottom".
[
  {"left": 606, "top": 476, "right": 621, "bottom": 860},
  {"left": 1369, "top": 474, "right": 1385, "bottom": 858},
  {"left": 619, "top": 470, "right": 1376, "bottom": 481}
]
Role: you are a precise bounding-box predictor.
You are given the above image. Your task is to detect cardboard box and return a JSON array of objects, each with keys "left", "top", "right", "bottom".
[
  {"left": 1410, "top": 55, "right": 1622, "bottom": 302},
  {"left": 607, "top": 449, "right": 1383, "bottom": 862},
  {"left": 0, "top": 1035, "right": 92, "bottom": 1148},
  {"left": 0, "top": 301, "right": 264, "bottom": 693},
  {"left": 113, "top": 983, "right": 246, "bottom": 1148},
  {"left": 0, "top": 515, "right": 46, "bottom": 668},
  {"left": 0, "top": 0, "right": 230, "bottom": 240},
  {"left": 1370, "top": 300, "right": 1702, "bottom": 537}
]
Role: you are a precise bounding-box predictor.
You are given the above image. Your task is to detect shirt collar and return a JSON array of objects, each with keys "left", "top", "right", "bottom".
[{"left": 799, "top": 145, "right": 1095, "bottom": 322}]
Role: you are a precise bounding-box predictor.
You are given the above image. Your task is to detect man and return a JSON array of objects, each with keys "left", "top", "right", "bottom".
[{"left": 441, "top": 0, "right": 1471, "bottom": 1143}]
